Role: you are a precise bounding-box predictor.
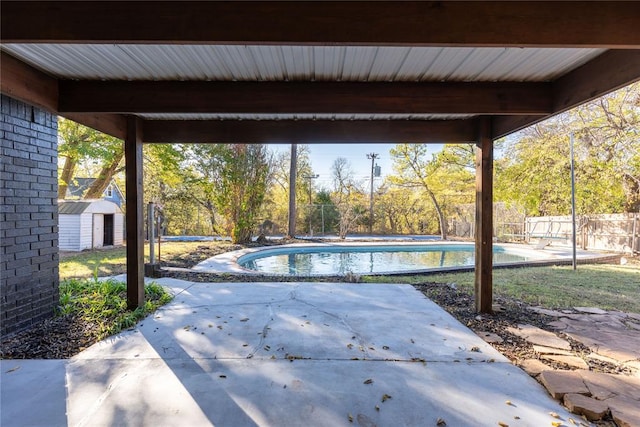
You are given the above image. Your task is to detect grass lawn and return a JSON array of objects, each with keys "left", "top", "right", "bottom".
[
  {"left": 61, "top": 242, "right": 640, "bottom": 314},
  {"left": 366, "top": 262, "right": 640, "bottom": 313},
  {"left": 59, "top": 241, "right": 227, "bottom": 279}
]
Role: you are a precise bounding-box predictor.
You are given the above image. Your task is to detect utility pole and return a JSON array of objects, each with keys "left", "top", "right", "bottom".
[
  {"left": 288, "top": 144, "right": 297, "bottom": 238},
  {"left": 367, "top": 153, "right": 379, "bottom": 234},
  {"left": 303, "top": 174, "right": 319, "bottom": 236}
]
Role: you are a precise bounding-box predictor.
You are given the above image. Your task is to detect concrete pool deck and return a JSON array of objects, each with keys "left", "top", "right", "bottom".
[
  {"left": 0, "top": 279, "right": 581, "bottom": 427},
  {"left": 191, "top": 241, "right": 617, "bottom": 275}
]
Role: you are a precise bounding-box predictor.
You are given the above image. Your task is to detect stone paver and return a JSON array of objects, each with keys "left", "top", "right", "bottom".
[
  {"left": 563, "top": 393, "right": 609, "bottom": 421},
  {"left": 506, "top": 324, "right": 571, "bottom": 350},
  {"left": 538, "top": 370, "right": 589, "bottom": 399},
  {"left": 532, "top": 345, "right": 574, "bottom": 356},
  {"left": 476, "top": 331, "right": 504, "bottom": 343},
  {"left": 607, "top": 396, "right": 640, "bottom": 427},
  {"left": 574, "top": 307, "right": 609, "bottom": 315},
  {"left": 540, "top": 355, "right": 589, "bottom": 370},
  {"left": 519, "top": 359, "right": 551, "bottom": 377}
]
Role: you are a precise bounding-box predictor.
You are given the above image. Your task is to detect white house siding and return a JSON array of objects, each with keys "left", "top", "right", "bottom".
[
  {"left": 79, "top": 212, "right": 94, "bottom": 250},
  {"left": 114, "top": 213, "right": 124, "bottom": 246},
  {"left": 58, "top": 215, "right": 82, "bottom": 251}
]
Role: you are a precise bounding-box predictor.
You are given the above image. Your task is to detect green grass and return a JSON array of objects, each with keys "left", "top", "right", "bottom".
[
  {"left": 59, "top": 241, "right": 228, "bottom": 279},
  {"left": 58, "top": 277, "right": 173, "bottom": 340},
  {"left": 365, "top": 263, "right": 640, "bottom": 313}
]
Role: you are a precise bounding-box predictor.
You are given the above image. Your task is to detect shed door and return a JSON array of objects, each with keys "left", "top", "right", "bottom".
[
  {"left": 93, "top": 214, "right": 104, "bottom": 248},
  {"left": 103, "top": 214, "right": 114, "bottom": 246}
]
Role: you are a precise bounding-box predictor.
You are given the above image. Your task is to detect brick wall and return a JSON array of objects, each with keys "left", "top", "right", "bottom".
[{"left": 1, "top": 95, "right": 59, "bottom": 335}]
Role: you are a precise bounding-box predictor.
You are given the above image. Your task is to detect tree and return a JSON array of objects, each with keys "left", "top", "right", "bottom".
[
  {"left": 389, "top": 144, "right": 476, "bottom": 239},
  {"left": 330, "top": 157, "right": 367, "bottom": 238},
  {"left": 57, "top": 118, "right": 122, "bottom": 198},
  {"left": 267, "top": 145, "right": 315, "bottom": 235},
  {"left": 496, "top": 83, "right": 640, "bottom": 215},
  {"left": 185, "top": 144, "right": 273, "bottom": 243}
]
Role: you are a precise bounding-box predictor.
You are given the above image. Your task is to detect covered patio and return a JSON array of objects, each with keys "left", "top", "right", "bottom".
[
  {"left": 2, "top": 2, "right": 639, "bottom": 324},
  {"left": 1, "top": 2, "right": 640, "bottom": 425},
  {"left": 2, "top": 278, "right": 579, "bottom": 426}
]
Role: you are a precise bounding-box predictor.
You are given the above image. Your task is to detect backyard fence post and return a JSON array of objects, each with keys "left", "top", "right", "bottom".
[{"left": 148, "top": 202, "right": 155, "bottom": 264}]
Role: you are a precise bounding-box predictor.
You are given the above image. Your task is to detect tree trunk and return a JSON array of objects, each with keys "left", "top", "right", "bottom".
[
  {"left": 59, "top": 156, "right": 77, "bottom": 199},
  {"left": 425, "top": 188, "right": 447, "bottom": 240},
  {"left": 84, "top": 147, "right": 124, "bottom": 199}
]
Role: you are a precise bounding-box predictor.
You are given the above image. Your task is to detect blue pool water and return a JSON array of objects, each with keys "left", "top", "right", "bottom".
[{"left": 238, "top": 244, "right": 539, "bottom": 275}]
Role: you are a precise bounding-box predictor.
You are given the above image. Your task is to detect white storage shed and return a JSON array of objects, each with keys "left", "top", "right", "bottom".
[{"left": 58, "top": 199, "right": 124, "bottom": 251}]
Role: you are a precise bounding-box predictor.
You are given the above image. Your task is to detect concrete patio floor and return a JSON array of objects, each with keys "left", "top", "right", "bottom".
[{"left": 1, "top": 279, "right": 581, "bottom": 427}]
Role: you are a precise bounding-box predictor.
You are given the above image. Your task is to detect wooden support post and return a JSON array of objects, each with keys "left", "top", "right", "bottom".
[
  {"left": 475, "top": 118, "right": 493, "bottom": 313},
  {"left": 125, "top": 116, "right": 144, "bottom": 309}
]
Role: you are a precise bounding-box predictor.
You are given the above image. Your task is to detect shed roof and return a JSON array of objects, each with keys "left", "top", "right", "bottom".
[
  {"left": 58, "top": 199, "right": 123, "bottom": 215},
  {"left": 58, "top": 201, "right": 92, "bottom": 215}
]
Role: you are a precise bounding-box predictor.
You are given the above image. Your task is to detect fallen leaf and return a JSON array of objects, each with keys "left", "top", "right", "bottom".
[
  {"left": 219, "top": 375, "right": 227, "bottom": 379},
  {"left": 470, "top": 346, "right": 480, "bottom": 352},
  {"left": 348, "top": 413, "right": 353, "bottom": 423},
  {"left": 568, "top": 419, "right": 576, "bottom": 425},
  {"left": 410, "top": 338, "right": 415, "bottom": 344},
  {"left": 5, "top": 366, "right": 20, "bottom": 373},
  {"left": 217, "top": 325, "right": 223, "bottom": 330},
  {"left": 382, "top": 345, "right": 390, "bottom": 350},
  {"left": 363, "top": 379, "right": 373, "bottom": 384},
  {"left": 240, "top": 318, "right": 249, "bottom": 322},
  {"left": 551, "top": 422, "right": 561, "bottom": 427},
  {"left": 498, "top": 422, "right": 509, "bottom": 427},
  {"left": 549, "top": 412, "right": 559, "bottom": 419},
  {"left": 382, "top": 394, "right": 392, "bottom": 402},
  {"left": 505, "top": 400, "right": 512, "bottom": 406},
  {"left": 436, "top": 418, "right": 446, "bottom": 426},
  {"left": 347, "top": 343, "right": 354, "bottom": 349},
  {"left": 375, "top": 405, "right": 380, "bottom": 411}
]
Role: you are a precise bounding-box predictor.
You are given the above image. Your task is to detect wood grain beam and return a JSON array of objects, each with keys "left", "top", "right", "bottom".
[
  {"left": 0, "top": 52, "right": 58, "bottom": 112},
  {"left": 475, "top": 118, "right": 493, "bottom": 314},
  {"left": 63, "top": 113, "right": 128, "bottom": 140},
  {"left": 125, "top": 116, "right": 144, "bottom": 309},
  {"left": 493, "top": 50, "right": 640, "bottom": 138},
  {"left": 58, "top": 81, "right": 551, "bottom": 115},
  {"left": 3, "top": 2, "right": 639, "bottom": 48},
  {"left": 142, "top": 119, "right": 477, "bottom": 144}
]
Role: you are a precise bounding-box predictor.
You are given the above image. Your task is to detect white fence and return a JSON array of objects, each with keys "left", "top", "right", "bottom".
[{"left": 525, "top": 213, "right": 640, "bottom": 254}]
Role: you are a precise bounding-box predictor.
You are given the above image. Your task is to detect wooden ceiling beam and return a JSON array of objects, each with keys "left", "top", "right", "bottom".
[
  {"left": 493, "top": 50, "right": 640, "bottom": 138},
  {"left": 0, "top": 51, "right": 58, "bottom": 112},
  {"left": 142, "top": 119, "right": 477, "bottom": 144},
  {"left": 58, "top": 81, "right": 551, "bottom": 115},
  {"left": 63, "top": 113, "right": 128, "bottom": 140},
  {"left": 3, "top": 1, "right": 638, "bottom": 48}
]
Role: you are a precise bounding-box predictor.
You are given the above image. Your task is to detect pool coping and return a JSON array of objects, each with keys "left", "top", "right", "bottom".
[{"left": 191, "top": 241, "right": 621, "bottom": 276}]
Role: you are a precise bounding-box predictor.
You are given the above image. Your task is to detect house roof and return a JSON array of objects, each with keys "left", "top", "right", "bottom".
[
  {"left": 66, "top": 178, "right": 97, "bottom": 199},
  {"left": 65, "top": 178, "right": 124, "bottom": 200},
  {"left": 1, "top": 1, "right": 639, "bottom": 143}
]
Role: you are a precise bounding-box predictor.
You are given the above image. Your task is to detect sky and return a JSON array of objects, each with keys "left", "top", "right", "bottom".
[{"left": 269, "top": 143, "right": 443, "bottom": 190}]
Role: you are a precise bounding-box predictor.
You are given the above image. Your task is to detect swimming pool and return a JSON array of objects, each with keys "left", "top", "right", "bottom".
[{"left": 237, "top": 243, "right": 547, "bottom": 275}]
